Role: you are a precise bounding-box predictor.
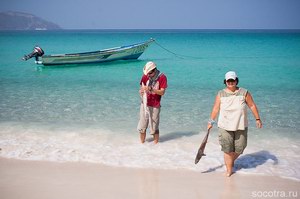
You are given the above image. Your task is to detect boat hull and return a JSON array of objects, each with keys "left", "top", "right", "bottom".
[{"left": 40, "top": 39, "right": 154, "bottom": 66}]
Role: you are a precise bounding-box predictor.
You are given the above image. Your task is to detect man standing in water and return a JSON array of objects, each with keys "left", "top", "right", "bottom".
[
  {"left": 137, "top": 61, "right": 168, "bottom": 144},
  {"left": 207, "top": 71, "right": 262, "bottom": 177}
]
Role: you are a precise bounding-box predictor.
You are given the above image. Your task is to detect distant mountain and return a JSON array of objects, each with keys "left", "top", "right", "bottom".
[{"left": 0, "top": 11, "right": 61, "bottom": 30}]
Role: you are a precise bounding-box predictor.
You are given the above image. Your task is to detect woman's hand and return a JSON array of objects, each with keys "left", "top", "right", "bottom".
[
  {"left": 207, "top": 123, "right": 213, "bottom": 130},
  {"left": 207, "top": 119, "right": 216, "bottom": 130},
  {"left": 256, "top": 119, "right": 262, "bottom": 128}
]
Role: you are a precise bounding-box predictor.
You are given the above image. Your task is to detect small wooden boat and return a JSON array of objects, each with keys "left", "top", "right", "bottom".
[{"left": 23, "top": 38, "right": 155, "bottom": 66}]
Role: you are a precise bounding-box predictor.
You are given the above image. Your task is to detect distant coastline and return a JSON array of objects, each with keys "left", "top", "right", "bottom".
[
  {"left": 0, "top": 28, "right": 299, "bottom": 33},
  {"left": 0, "top": 11, "right": 61, "bottom": 30}
]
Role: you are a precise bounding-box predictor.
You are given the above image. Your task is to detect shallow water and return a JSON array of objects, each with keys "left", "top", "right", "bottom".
[{"left": 0, "top": 30, "right": 299, "bottom": 180}]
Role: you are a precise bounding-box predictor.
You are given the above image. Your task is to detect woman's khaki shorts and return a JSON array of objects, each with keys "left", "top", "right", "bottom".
[
  {"left": 137, "top": 103, "right": 160, "bottom": 135},
  {"left": 218, "top": 127, "right": 248, "bottom": 154}
]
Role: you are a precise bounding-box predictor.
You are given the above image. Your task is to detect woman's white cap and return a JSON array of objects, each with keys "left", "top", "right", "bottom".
[
  {"left": 225, "top": 71, "right": 238, "bottom": 81},
  {"left": 143, "top": 61, "right": 156, "bottom": 75}
]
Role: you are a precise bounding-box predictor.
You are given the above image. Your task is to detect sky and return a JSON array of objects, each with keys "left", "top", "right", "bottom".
[{"left": 1, "top": 0, "right": 300, "bottom": 29}]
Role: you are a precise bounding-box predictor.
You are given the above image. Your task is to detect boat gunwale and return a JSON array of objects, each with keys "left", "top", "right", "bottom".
[{"left": 43, "top": 39, "right": 155, "bottom": 58}]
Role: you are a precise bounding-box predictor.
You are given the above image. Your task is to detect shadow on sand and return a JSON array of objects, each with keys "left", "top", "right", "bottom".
[
  {"left": 202, "top": 164, "right": 225, "bottom": 173},
  {"left": 145, "top": 131, "right": 198, "bottom": 143},
  {"left": 201, "top": 150, "right": 278, "bottom": 173},
  {"left": 234, "top": 150, "right": 278, "bottom": 171}
]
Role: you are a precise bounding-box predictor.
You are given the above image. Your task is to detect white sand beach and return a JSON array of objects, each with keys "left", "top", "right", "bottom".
[{"left": 0, "top": 157, "right": 299, "bottom": 199}]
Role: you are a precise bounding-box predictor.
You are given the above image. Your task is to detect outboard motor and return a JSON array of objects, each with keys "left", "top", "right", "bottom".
[{"left": 22, "top": 46, "right": 44, "bottom": 61}]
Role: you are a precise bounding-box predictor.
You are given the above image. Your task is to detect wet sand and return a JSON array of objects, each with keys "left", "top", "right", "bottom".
[{"left": 0, "top": 157, "right": 299, "bottom": 199}]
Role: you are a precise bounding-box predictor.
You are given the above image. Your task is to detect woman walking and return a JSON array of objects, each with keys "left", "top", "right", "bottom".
[{"left": 207, "top": 71, "right": 262, "bottom": 177}]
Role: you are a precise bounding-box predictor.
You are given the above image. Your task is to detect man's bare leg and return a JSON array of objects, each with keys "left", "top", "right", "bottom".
[
  {"left": 140, "top": 130, "right": 146, "bottom": 143},
  {"left": 153, "top": 131, "right": 159, "bottom": 144}
]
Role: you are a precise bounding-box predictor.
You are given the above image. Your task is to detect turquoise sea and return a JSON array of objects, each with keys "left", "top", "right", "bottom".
[{"left": 0, "top": 30, "right": 300, "bottom": 180}]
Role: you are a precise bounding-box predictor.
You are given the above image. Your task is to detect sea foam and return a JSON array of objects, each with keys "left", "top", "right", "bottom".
[{"left": 0, "top": 121, "right": 299, "bottom": 181}]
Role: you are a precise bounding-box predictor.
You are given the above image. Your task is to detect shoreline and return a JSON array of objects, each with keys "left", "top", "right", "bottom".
[{"left": 1, "top": 157, "right": 299, "bottom": 199}]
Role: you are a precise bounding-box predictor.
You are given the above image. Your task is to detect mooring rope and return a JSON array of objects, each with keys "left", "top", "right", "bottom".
[
  {"left": 154, "top": 40, "right": 184, "bottom": 59},
  {"left": 153, "top": 40, "right": 203, "bottom": 60}
]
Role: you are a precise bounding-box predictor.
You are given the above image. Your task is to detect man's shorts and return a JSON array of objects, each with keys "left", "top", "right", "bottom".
[
  {"left": 218, "top": 127, "right": 248, "bottom": 154},
  {"left": 137, "top": 103, "right": 160, "bottom": 135}
]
